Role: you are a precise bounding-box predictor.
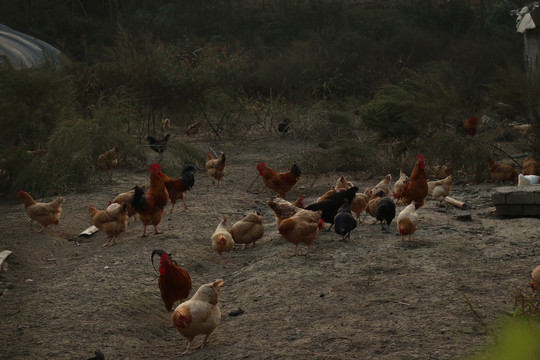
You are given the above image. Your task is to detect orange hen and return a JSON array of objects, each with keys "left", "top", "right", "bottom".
[{"left": 257, "top": 162, "right": 301, "bottom": 198}]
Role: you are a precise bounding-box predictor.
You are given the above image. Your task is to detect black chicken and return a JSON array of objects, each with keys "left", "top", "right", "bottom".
[
  {"left": 333, "top": 198, "right": 357, "bottom": 240},
  {"left": 306, "top": 186, "right": 358, "bottom": 230},
  {"left": 374, "top": 197, "right": 396, "bottom": 231},
  {"left": 277, "top": 118, "right": 291, "bottom": 133},
  {"left": 146, "top": 133, "right": 171, "bottom": 155},
  {"left": 87, "top": 350, "right": 105, "bottom": 360}
]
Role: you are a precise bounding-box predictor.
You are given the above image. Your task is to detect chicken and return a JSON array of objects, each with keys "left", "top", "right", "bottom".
[
  {"left": 87, "top": 350, "right": 105, "bottom": 360},
  {"left": 152, "top": 250, "right": 192, "bottom": 312},
  {"left": 513, "top": 123, "right": 537, "bottom": 136},
  {"left": 431, "top": 175, "right": 454, "bottom": 207},
  {"left": 392, "top": 168, "right": 409, "bottom": 200},
  {"left": 518, "top": 174, "right": 540, "bottom": 186},
  {"left": 172, "top": 279, "right": 223, "bottom": 355},
  {"left": 278, "top": 118, "right": 291, "bottom": 134},
  {"left": 211, "top": 217, "right": 234, "bottom": 263},
  {"left": 161, "top": 118, "right": 170, "bottom": 132},
  {"left": 267, "top": 196, "right": 304, "bottom": 228},
  {"left": 205, "top": 152, "right": 226, "bottom": 187},
  {"left": 257, "top": 162, "right": 301, "bottom": 198},
  {"left": 88, "top": 202, "right": 129, "bottom": 247},
  {"left": 333, "top": 199, "right": 357, "bottom": 240},
  {"left": 427, "top": 178, "right": 445, "bottom": 197},
  {"left": 112, "top": 187, "right": 143, "bottom": 222},
  {"left": 522, "top": 157, "right": 540, "bottom": 175},
  {"left": 96, "top": 146, "right": 119, "bottom": 182},
  {"left": 131, "top": 163, "right": 169, "bottom": 237},
  {"left": 428, "top": 164, "right": 454, "bottom": 179},
  {"left": 400, "top": 154, "right": 429, "bottom": 209},
  {"left": 374, "top": 197, "right": 396, "bottom": 231},
  {"left": 278, "top": 209, "right": 323, "bottom": 256},
  {"left": 186, "top": 122, "right": 201, "bottom": 136},
  {"left": 18, "top": 190, "right": 64, "bottom": 233},
  {"left": 229, "top": 212, "right": 264, "bottom": 248},
  {"left": 146, "top": 133, "right": 171, "bottom": 155},
  {"left": 397, "top": 201, "right": 418, "bottom": 242},
  {"left": 371, "top": 174, "right": 392, "bottom": 199},
  {"left": 463, "top": 116, "right": 478, "bottom": 136},
  {"left": 530, "top": 265, "right": 540, "bottom": 291},
  {"left": 306, "top": 186, "right": 359, "bottom": 230},
  {"left": 365, "top": 196, "right": 381, "bottom": 218},
  {"left": 350, "top": 188, "right": 371, "bottom": 221},
  {"left": 316, "top": 188, "right": 336, "bottom": 202},
  {"left": 487, "top": 159, "right": 518, "bottom": 184},
  {"left": 335, "top": 175, "right": 354, "bottom": 191},
  {"left": 162, "top": 165, "right": 196, "bottom": 212},
  {"left": 292, "top": 194, "right": 304, "bottom": 208}
]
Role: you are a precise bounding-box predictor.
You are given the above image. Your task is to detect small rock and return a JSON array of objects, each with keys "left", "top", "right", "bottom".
[
  {"left": 229, "top": 308, "right": 244, "bottom": 317},
  {"left": 320, "top": 292, "right": 325, "bottom": 298},
  {"left": 5, "top": 282, "right": 14, "bottom": 289},
  {"left": 457, "top": 211, "right": 472, "bottom": 221}
]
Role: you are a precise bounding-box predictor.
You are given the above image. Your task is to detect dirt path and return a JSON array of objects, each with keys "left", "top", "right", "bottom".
[{"left": 1, "top": 137, "right": 539, "bottom": 359}]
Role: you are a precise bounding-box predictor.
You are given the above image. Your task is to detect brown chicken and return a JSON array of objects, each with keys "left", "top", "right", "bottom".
[
  {"left": 112, "top": 187, "right": 144, "bottom": 222},
  {"left": 428, "top": 164, "right": 454, "bottom": 179},
  {"left": 487, "top": 159, "right": 518, "bottom": 184},
  {"left": 365, "top": 196, "right": 381, "bottom": 218},
  {"left": 392, "top": 168, "right": 409, "bottom": 200},
  {"left": 316, "top": 188, "right": 336, "bottom": 202},
  {"left": 89, "top": 202, "right": 129, "bottom": 247},
  {"left": 522, "top": 157, "right": 540, "bottom": 176},
  {"left": 161, "top": 118, "right": 170, "bottom": 132},
  {"left": 186, "top": 122, "right": 201, "bottom": 136},
  {"left": 211, "top": 217, "right": 234, "bottom": 263},
  {"left": 18, "top": 190, "right": 64, "bottom": 232},
  {"left": 162, "top": 165, "right": 196, "bottom": 212},
  {"left": 371, "top": 174, "right": 392, "bottom": 199},
  {"left": 97, "top": 146, "right": 119, "bottom": 183},
  {"left": 267, "top": 196, "right": 304, "bottom": 227},
  {"left": 230, "top": 212, "right": 264, "bottom": 248},
  {"left": 152, "top": 250, "right": 192, "bottom": 312},
  {"left": 172, "top": 279, "right": 223, "bottom": 355},
  {"left": 530, "top": 265, "right": 540, "bottom": 291},
  {"left": 205, "top": 152, "right": 226, "bottom": 187},
  {"left": 257, "top": 162, "right": 301, "bottom": 198},
  {"left": 400, "top": 154, "right": 428, "bottom": 209},
  {"left": 278, "top": 209, "right": 323, "bottom": 256},
  {"left": 335, "top": 175, "right": 354, "bottom": 191},
  {"left": 431, "top": 175, "right": 453, "bottom": 207},
  {"left": 350, "top": 188, "right": 371, "bottom": 221},
  {"left": 131, "top": 163, "right": 169, "bottom": 237},
  {"left": 397, "top": 201, "right": 418, "bottom": 242}
]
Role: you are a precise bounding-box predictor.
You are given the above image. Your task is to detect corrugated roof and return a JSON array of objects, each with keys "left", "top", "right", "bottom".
[{"left": 0, "top": 24, "right": 61, "bottom": 68}]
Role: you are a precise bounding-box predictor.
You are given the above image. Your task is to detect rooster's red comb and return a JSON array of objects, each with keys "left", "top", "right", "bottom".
[
  {"left": 417, "top": 154, "right": 424, "bottom": 162},
  {"left": 149, "top": 163, "right": 161, "bottom": 171}
]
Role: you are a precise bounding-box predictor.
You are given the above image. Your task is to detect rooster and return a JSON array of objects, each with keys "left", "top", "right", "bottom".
[
  {"left": 112, "top": 187, "right": 142, "bottom": 222},
  {"left": 397, "top": 201, "right": 419, "bottom": 242},
  {"left": 257, "top": 162, "right": 301, "bottom": 198},
  {"left": 211, "top": 217, "right": 234, "bottom": 263},
  {"left": 131, "top": 163, "right": 169, "bottom": 237},
  {"left": 463, "top": 116, "right": 478, "bottom": 136},
  {"left": 172, "top": 279, "right": 224, "bottom": 355},
  {"left": 400, "top": 154, "right": 428, "bottom": 209},
  {"left": 18, "top": 190, "right": 64, "bottom": 233},
  {"left": 229, "top": 212, "right": 265, "bottom": 248},
  {"left": 162, "top": 165, "right": 196, "bottom": 212},
  {"left": 205, "top": 152, "right": 226, "bottom": 187},
  {"left": 152, "top": 250, "right": 192, "bottom": 312},
  {"left": 88, "top": 203, "right": 129, "bottom": 247}
]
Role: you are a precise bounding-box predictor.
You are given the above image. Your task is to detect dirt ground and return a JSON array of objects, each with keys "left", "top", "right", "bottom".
[{"left": 1, "top": 135, "right": 539, "bottom": 360}]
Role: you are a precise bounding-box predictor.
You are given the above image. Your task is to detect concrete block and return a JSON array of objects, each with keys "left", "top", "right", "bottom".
[
  {"left": 496, "top": 204, "right": 523, "bottom": 217},
  {"left": 523, "top": 204, "right": 540, "bottom": 217},
  {"left": 491, "top": 192, "right": 506, "bottom": 205},
  {"left": 506, "top": 192, "right": 535, "bottom": 204}
]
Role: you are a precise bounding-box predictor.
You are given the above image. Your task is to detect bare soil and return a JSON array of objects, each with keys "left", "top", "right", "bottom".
[{"left": 1, "top": 136, "right": 539, "bottom": 360}]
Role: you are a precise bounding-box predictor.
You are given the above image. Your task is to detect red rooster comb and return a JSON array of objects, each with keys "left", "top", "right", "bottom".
[
  {"left": 256, "top": 162, "right": 267, "bottom": 169},
  {"left": 160, "top": 252, "right": 169, "bottom": 263},
  {"left": 417, "top": 154, "right": 424, "bottom": 162},
  {"left": 149, "top": 163, "right": 161, "bottom": 172},
  {"left": 18, "top": 189, "right": 24, "bottom": 198}
]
